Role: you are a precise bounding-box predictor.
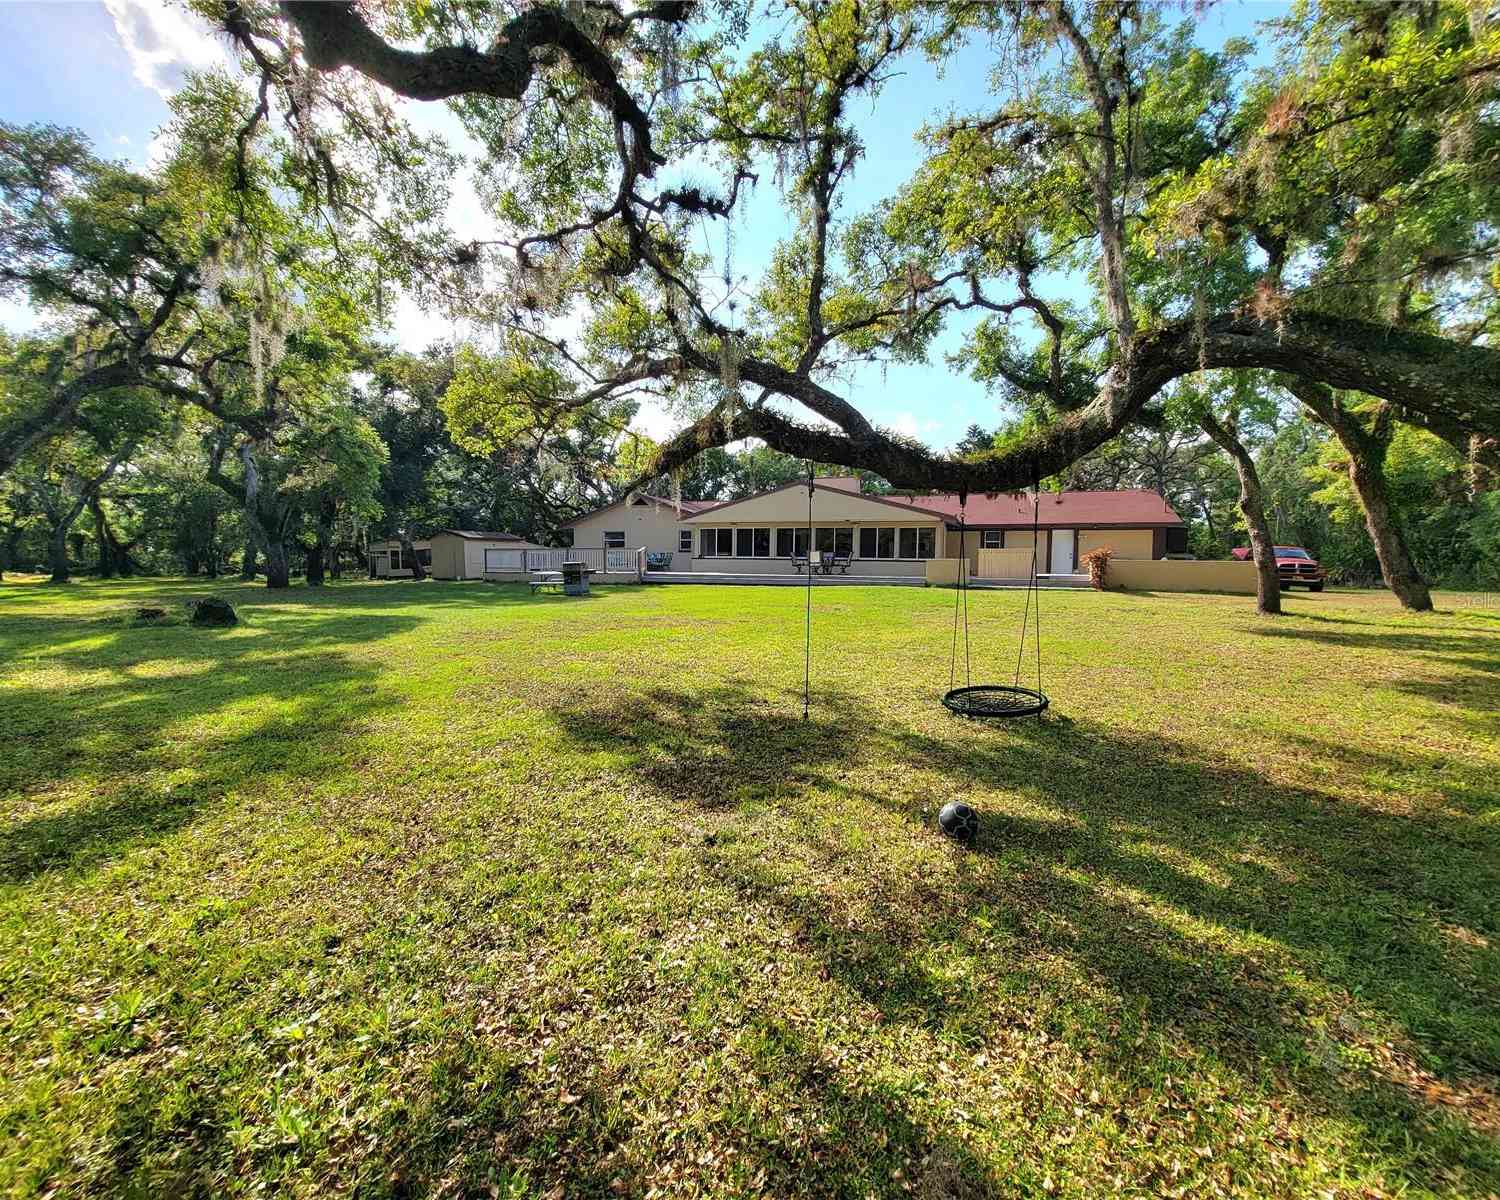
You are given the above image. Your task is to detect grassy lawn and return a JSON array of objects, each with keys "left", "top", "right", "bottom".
[{"left": 0, "top": 576, "right": 1497, "bottom": 1199}]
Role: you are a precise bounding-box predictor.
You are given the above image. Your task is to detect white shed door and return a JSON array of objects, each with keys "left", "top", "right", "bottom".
[{"left": 1050, "top": 530, "right": 1075, "bottom": 574}]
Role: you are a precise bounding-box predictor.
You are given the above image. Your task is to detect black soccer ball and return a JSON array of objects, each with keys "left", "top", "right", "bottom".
[{"left": 938, "top": 801, "right": 979, "bottom": 844}]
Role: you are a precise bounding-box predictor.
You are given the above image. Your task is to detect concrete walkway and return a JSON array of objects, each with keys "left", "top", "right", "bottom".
[{"left": 971, "top": 574, "right": 1092, "bottom": 590}]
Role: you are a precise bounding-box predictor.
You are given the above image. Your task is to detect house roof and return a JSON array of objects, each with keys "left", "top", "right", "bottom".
[
  {"left": 685, "top": 482, "right": 1182, "bottom": 528},
  {"left": 435, "top": 529, "right": 530, "bottom": 541},
  {"left": 561, "top": 492, "right": 716, "bottom": 525},
  {"left": 903, "top": 489, "right": 1184, "bottom": 528}
]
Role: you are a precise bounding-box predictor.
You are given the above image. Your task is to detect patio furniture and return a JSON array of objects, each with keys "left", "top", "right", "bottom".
[
  {"left": 830, "top": 551, "right": 852, "bottom": 574},
  {"left": 529, "top": 570, "right": 563, "bottom": 594},
  {"left": 790, "top": 552, "right": 810, "bottom": 574},
  {"left": 645, "top": 551, "right": 674, "bottom": 571},
  {"left": 818, "top": 551, "right": 836, "bottom": 574}
]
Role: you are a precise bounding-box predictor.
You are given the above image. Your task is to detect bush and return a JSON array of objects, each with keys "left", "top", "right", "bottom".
[{"left": 1079, "top": 546, "right": 1113, "bottom": 589}]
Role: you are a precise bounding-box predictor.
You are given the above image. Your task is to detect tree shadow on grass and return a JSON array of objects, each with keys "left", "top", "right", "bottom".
[
  {"left": 1245, "top": 621, "right": 1500, "bottom": 673},
  {"left": 540, "top": 682, "right": 1500, "bottom": 1191},
  {"left": 0, "top": 613, "right": 418, "bottom": 885}
]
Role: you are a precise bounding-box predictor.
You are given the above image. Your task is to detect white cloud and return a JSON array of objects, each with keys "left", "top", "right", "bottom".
[
  {"left": 888, "top": 410, "right": 942, "bottom": 440},
  {"left": 890, "top": 411, "right": 920, "bottom": 438},
  {"left": 629, "top": 397, "right": 677, "bottom": 443},
  {"left": 103, "top": 0, "right": 223, "bottom": 100},
  {"left": 143, "top": 128, "right": 174, "bottom": 171}
]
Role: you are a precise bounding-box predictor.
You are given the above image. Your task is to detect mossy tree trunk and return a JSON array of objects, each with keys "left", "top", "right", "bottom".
[
  {"left": 399, "top": 529, "right": 426, "bottom": 581},
  {"left": 1200, "top": 411, "right": 1281, "bottom": 615},
  {"left": 1282, "top": 378, "right": 1433, "bottom": 612}
]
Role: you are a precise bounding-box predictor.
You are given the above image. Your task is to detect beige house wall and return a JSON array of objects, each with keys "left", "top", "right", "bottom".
[
  {"left": 948, "top": 526, "right": 1167, "bottom": 577},
  {"left": 683, "top": 486, "right": 946, "bottom": 576},
  {"left": 1078, "top": 528, "right": 1154, "bottom": 560},
  {"left": 569, "top": 499, "right": 697, "bottom": 569},
  {"left": 689, "top": 485, "right": 928, "bottom": 525},
  {"left": 925, "top": 558, "right": 971, "bottom": 586},
  {"left": 1108, "top": 558, "right": 1256, "bottom": 593}
]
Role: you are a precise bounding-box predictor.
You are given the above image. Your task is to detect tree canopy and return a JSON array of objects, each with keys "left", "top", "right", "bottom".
[{"left": 200, "top": 0, "right": 1500, "bottom": 496}]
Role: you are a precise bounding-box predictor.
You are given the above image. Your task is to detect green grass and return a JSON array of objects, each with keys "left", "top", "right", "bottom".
[{"left": 1, "top": 576, "right": 1497, "bottom": 1199}]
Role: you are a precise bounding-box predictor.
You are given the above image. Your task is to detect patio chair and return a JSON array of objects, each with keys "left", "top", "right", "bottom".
[
  {"left": 830, "top": 551, "right": 852, "bottom": 574},
  {"left": 790, "top": 552, "right": 809, "bottom": 574}
]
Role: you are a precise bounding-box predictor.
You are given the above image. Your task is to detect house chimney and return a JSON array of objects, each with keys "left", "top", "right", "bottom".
[{"left": 814, "top": 475, "right": 861, "bottom": 493}]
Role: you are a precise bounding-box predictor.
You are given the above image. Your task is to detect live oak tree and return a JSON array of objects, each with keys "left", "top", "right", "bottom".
[
  {"left": 1280, "top": 377, "right": 1434, "bottom": 611},
  {"left": 12, "top": 386, "right": 159, "bottom": 583},
  {"left": 212, "top": 0, "right": 1500, "bottom": 506},
  {"left": 1181, "top": 374, "right": 1286, "bottom": 615},
  {"left": 0, "top": 123, "right": 213, "bottom": 479}
]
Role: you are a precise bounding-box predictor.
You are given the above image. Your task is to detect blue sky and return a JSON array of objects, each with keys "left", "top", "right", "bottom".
[{"left": 0, "top": 0, "right": 1289, "bottom": 451}]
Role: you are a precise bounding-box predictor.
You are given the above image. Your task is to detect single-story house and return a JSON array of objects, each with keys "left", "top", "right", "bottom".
[
  {"left": 560, "top": 477, "right": 1185, "bottom": 580},
  {"left": 370, "top": 530, "right": 546, "bottom": 579},
  {"left": 561, "top": 492, "right": 717, "bottom": 571}
]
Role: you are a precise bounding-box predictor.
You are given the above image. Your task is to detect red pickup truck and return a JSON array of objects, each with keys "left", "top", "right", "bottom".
[{"left": 1231, "top": 545, "right": 1326, "bottom": 591}]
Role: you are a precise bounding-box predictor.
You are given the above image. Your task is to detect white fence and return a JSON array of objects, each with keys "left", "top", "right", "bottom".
[{"left": 481, "top": 546, "right": 637, "bottom": 575}]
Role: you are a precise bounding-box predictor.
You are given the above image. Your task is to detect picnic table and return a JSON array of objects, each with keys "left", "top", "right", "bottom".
[{"left": 530, "top": 563, "right": 597, "bottom": 596}]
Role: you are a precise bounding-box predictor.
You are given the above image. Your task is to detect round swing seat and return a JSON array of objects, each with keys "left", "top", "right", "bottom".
[{"left": 942, "top": 684, "right": 1049, "bottom": 719}]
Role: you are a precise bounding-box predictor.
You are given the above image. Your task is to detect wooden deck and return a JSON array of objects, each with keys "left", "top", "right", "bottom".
[{"left": 637, "top": 570, "right": 1092, "bottom": 589}]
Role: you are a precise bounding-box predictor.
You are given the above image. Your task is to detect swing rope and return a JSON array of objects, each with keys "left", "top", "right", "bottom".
[
  {"left": 949, "top": 493, "right": 970, "bottom": 691},
  {"left": 942, "top": 471, "right": 1049, "bottom": 720},
  {"left": 1013, "top": 476, "right": 1043, "bottom": 693}
]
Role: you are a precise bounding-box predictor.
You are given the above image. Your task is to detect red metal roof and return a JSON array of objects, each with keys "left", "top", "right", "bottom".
[{"left": 899, "top": 489, "right": 1183, "bottom": 528}]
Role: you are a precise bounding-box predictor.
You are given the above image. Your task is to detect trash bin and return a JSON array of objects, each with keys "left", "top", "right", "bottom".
[{"left": 562, "top": 561, "right": 589, "bottom": 596}]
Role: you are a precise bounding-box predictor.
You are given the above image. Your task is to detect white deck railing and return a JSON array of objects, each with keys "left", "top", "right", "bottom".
[{"left": 483, "top": 546, "right": 640, "bottom": 574}]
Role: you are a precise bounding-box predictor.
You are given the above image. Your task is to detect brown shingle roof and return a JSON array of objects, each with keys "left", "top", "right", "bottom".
[
  {"left": 436, "top": 529, "right": 530, "bottom": 541},
  {"left": 561, "top": 493, "right": 715, "bottom": 524}
]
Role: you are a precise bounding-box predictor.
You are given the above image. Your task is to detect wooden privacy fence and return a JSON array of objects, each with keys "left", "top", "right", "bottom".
[{"left": 977, "top": 548, "right": 1038, "bottom": 578}]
